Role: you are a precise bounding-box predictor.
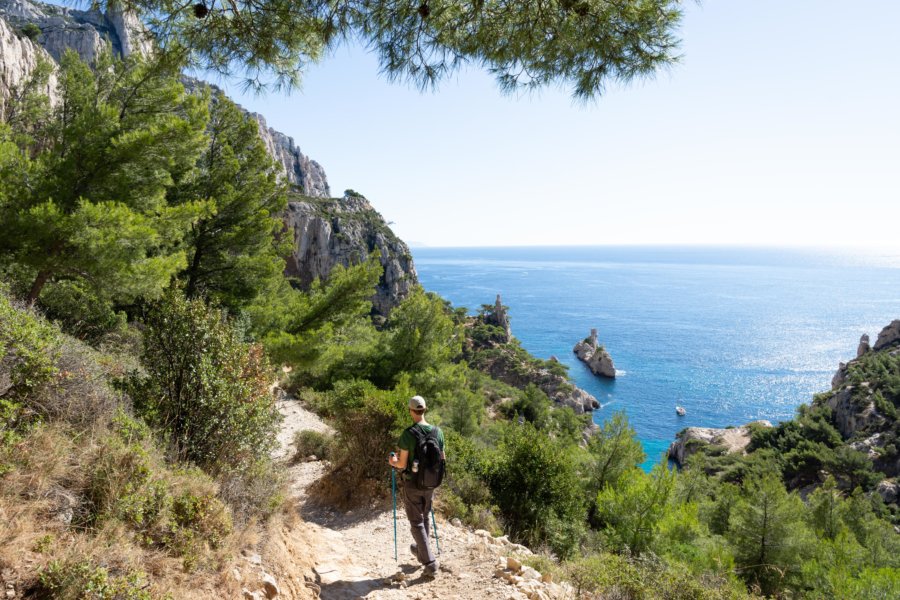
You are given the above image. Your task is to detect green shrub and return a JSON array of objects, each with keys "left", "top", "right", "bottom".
[
  {"left": 486, "top": 423, "right": 585, "bottom": 552},
  {"left": 39, "top": 280, "right": 128, "bottom": 344},
  {"left": 128, "top": 290, "right": 280, "bottom": 478},
  {"left": 327, "top": 378, "right": 409, "bottom": 486},
  {"left": 594, "top": 464, "right": 676, "bottom": 556},
  {"left": 292, "top": 429, "right": 334, "bottom": 462},
  {"left": 19, "top": 23, "right": 41, "bottom": 41},
  {"left": 36, "top": 559, "right": 151, "bottom": 600},
  {"left": 0, "top": 289, "right": 60, "bottom": 423}
]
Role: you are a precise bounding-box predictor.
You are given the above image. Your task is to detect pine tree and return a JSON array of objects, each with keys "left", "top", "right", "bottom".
[
  {"left": 251, "top": 257, "right": 383, "bottom": 370},
  {"left": 0, "top": 50, "right": 209, "bottom": 307},
  {"left": 729, "top": 474, "right": 812, "bottom": 596},
  {"left": 594, "top": 462, "right": 676, "bottom": 555},
  {"left": 171, "top": 91, "right": 288, "bottom": 311},
  {"left": 584, "top": 411, "right": 646, "bottom": 495},
  {"left": 115, "top": 0, "right": 684, "bottom": 98}
]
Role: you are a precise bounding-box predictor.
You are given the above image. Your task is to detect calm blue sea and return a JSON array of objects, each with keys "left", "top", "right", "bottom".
[{"left": 412, "top": 246, "right": 900, "bottom": 470}]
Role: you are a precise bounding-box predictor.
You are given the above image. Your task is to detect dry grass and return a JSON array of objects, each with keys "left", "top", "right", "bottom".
[
  {"left": 0, "top": 424, "right": 319, "bottom": 599},
  {"left": 29, "top": 338, "right": 121, "bottom": 429}
]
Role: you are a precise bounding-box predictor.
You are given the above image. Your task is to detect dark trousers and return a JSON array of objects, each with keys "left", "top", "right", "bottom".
[{"left": 401, "top": 481, "right": 436, "bottom": 565}]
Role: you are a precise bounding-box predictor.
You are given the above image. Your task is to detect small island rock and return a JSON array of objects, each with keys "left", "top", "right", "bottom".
[{"left": 573, "top": 328, "right": 616, "bottom": 378}]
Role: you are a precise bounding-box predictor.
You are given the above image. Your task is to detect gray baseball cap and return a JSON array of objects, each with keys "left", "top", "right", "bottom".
[{"left": 409, "top": 395, "right": 427, "bottom": 410}]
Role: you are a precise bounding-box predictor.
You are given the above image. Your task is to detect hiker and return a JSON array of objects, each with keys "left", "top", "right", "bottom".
[{"left": 388, "top": 395, "right": 445, "bottom": 576}]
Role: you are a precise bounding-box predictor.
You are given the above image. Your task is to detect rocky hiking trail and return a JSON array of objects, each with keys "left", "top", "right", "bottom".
[{"left": 272, "top": 395, "right": 571, "bottom": 600}]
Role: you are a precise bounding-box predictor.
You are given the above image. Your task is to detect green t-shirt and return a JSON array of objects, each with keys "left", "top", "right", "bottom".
[{"left": 398, "top": 423, "right": 445, "bottom": 472}]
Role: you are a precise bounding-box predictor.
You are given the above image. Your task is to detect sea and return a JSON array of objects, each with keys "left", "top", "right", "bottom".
[{"left": 412, "top": 246, "right": 900, "bottom": 470}]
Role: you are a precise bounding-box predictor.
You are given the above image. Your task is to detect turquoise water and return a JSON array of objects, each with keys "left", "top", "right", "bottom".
[{"left": 412, "top": 246, "right": 900, "bottom": 469}]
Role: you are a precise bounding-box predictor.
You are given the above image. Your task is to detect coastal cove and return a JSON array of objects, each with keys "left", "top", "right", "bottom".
[{"left": 414, "top": 245, "right": 900, "bottom": 470}]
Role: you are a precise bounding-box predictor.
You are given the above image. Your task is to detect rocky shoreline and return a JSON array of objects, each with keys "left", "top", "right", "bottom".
[{"left": 667, "top": 421, "right": 772, "bottom": 467}]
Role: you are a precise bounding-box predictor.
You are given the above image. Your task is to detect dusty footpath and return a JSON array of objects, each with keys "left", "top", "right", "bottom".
[{"left": 258, "top": 395, "right": 572, "bottom": 600}]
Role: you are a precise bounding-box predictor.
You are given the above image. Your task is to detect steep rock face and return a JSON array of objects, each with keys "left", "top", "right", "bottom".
[
  {"left": 827, "top": 321, "right": 900, "bottom": 433},
  {"left": 573, "top": 328, "right": 616, "bottom": 378},
  {"left": 253, "top": 113, "right": 330, "bottom": 197},
  {"left": 0, "top": 0, "right": 151, "bottom": 63},
  {"left": 825, "top": 385, "right": 886, "bottom": 440},
  {"left": 668, "top": 421, "right": 772, "bottom": 467},
  {"left": 819, "top": 319, "right": 900, "bottom": 477},
  {"left": 0, "top": 14, "right": 56, "bottom": 117},
  {"left": 283, "top": 193, "right": 417, "bottom": 316},
  {"left": 874, "top": 319, "right": 900, "bottom": 351}
]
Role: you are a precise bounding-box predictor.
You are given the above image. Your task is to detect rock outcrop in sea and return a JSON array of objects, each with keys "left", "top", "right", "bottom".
[
  {"left": 573, "top": 328, "right": 616, "bottom": 378},
  {"left": 0, "top": 0, "right": 417, "bottom": 314},
  {"left": 668, "top": 421, "right": 772, "bottom": 467}
]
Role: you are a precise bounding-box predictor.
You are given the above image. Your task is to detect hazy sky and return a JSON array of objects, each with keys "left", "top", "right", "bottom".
[{"left": 216, "top": 1, "right": 900, "bottom": 248}]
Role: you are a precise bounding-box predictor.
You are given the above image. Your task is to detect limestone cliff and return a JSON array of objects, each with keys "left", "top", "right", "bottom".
[
  {"left": 284, "top": 192, "right": 416, "bottom": 317},
  {"left": 0, "top": 0, "right": 152, "bottom": 63},
  {"left": 819, "top": 319, "right": 900, "bottom": 477},
  {"left": 253, "top": 112, "right": 330, "bottom": 198},
  {"left": 0, "top": 12, "right": 56, "bottom": 118}
]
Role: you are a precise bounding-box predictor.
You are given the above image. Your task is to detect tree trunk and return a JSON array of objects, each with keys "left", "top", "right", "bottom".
[{"left": 25, "top": 269, "right": 51, "bottom": 306}]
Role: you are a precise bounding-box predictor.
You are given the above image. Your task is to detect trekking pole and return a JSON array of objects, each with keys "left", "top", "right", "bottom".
[
  {"left": 390, "top": 454, "right": 398, "bottom": 561},
  {"left": 431, "top": 508, "right": 441, "bottom": 556}
]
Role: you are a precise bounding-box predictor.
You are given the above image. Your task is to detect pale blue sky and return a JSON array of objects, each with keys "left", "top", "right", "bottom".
[{"left": 212, "top": 1, "right": 899, "bottom": 248}]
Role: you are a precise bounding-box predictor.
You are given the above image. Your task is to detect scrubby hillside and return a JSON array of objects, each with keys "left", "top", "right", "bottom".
[{"left": 0, "top": 290, "right": 319, "bottom": 599}]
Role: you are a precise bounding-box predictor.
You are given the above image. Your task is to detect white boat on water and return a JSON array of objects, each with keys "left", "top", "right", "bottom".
[{"left": 675, "top": 406, "right": 686, "bottom": 416}]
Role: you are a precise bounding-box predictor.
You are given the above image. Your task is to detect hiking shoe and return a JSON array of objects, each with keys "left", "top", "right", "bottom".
[{"left": 423, "top": 561, "right": 439, "bottom": 578}]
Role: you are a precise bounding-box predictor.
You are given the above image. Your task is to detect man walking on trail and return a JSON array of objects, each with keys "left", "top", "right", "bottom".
[{"left": 388, "top": 395, "right": 445, "bottom": 576}]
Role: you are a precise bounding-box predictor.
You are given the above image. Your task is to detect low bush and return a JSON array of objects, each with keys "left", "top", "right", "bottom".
[
  {"left": 83, "top": 415, "right": 233, "bottom": 567},
  {"left": 39, "top": 280, "right": 128, "bottom": 344},
  {"left": 292, "top": 429, "right": 334, "bottom": 463},
  {"left": 330, "top": 378, "right": 408, "bottom": 480},
  {"left": 0, "top": 289, "right": 60, "bottom": 436},
  {"left": 486, "top": 423, "right": 585, "bottom": 555},
  {"left": 36, "top": 558, "right": 151, "bottom": 600},
  {"left": 28, "top": 337, "right": 121, "bottom": 428}
]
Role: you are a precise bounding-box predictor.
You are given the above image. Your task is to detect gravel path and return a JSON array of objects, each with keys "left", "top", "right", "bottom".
[{"left": 275, "top": 394, "right": 566, "bottom": 600}]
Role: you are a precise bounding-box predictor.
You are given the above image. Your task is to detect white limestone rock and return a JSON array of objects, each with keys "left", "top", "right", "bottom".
[
  {"left": 825, "top": 386, "right": 885, "bottom": 440},
  {"left": 283, "top": 193, "right": 417, "bottom": 316},
  {"left": 573, "top": 329, "right": 616, "bottom": 378},
  {"left": 857, "top": 333, "right": 871, "bottom": 357},
  {"left": 874, "top": 320, "right": 900, "bottom": 351},
  {"left": 253, "top": 112, "right": 330, "bottom": 196},
  {"left": 668, "top": 421, "right": 772, "bottom": 467},
  {"left": 876, "top": 480, "right": 898, "bottom": 504},
  {"left": 0, "top": 15, "right": 57, "bottom": 118}
]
